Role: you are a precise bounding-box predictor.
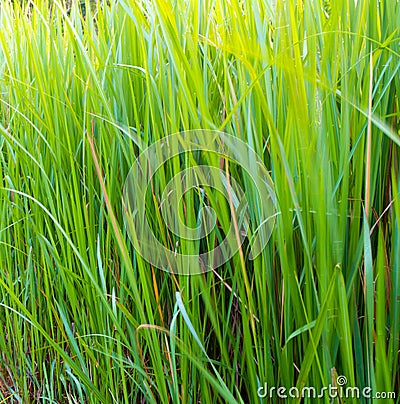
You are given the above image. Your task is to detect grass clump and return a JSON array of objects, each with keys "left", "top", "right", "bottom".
[{"left": 0, "top": 0, "right": 399, "bottom": 402}]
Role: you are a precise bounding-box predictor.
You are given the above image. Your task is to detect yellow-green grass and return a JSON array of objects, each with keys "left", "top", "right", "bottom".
[{"left": 0, "top": 0, "right": 399, "bottom": 402}]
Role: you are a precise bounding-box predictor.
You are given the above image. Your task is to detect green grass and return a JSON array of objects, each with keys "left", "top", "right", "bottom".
[{"left": 0, "top": 0, "right": 399, "bottom": 402}]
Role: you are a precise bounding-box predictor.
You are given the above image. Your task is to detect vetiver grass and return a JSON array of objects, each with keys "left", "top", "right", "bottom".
[{"left": 0, "top": 0, "right": 399, "bottom": 402}]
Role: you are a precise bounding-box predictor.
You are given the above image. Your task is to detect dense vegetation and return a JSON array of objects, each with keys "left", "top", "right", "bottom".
[{"left": 0, "top": 0, "right": 399, "bottom": 402}]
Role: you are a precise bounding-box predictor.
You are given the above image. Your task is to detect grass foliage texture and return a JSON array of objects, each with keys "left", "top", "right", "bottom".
[{"left": 0, "top": 0, "right": 399, "bottom": 402}]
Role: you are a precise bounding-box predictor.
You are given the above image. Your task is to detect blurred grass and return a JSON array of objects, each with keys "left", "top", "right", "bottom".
[{"left": 0, "top": 0, "right": 399, "bottom": 402}]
